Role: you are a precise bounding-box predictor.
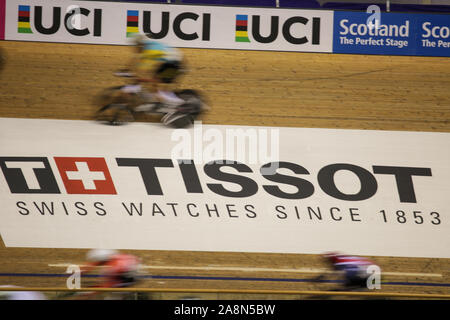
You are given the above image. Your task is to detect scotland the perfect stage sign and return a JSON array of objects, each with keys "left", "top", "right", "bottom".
[
  {"left": 333, "top": 11, "right": 450, "bottom": 57},
  {"left": 415, "top": 13, "right": 450, "bottom": 57}
]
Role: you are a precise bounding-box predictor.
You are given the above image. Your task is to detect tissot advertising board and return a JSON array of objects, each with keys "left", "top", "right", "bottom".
[{"left": 0, "top": 118, "right": 449, "bottom": 258}]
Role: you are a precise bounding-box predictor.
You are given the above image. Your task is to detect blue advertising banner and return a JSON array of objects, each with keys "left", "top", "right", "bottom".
[
  {"left": 417, "top": 13, "right": 450, "bottom": 57},
  {"left": 333, "top": 11, "right": 450, "bottom": 57}
]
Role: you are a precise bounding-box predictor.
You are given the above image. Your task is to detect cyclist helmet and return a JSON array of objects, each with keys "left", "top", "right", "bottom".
[{"left": 86, "top": 249, "right": 118, "bottom": 263}]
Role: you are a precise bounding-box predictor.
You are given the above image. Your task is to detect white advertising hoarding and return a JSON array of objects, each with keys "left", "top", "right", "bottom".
[
  {"left": 5, "top": 0, "right": 333, "bottom": 52},
  {"left": 0, "top": 118, "right": 449, "bottom": 258}
]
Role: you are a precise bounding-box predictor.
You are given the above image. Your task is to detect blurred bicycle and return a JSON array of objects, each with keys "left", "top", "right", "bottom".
[{"left": 95, "top": 71, "right": 208, "bottom": 128}]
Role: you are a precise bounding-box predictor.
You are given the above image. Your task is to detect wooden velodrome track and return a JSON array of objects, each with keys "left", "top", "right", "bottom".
[{"left": 0, "top": 40, "right": 449, "bottom": 299}]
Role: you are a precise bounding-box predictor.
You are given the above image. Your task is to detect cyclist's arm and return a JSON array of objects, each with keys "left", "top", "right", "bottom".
[{"left": 133, "top": 59, "right": 157, "bottom": 83}]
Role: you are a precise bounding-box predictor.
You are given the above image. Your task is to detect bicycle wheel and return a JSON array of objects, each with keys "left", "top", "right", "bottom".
[{"left": 161, "top": 111, "right": 194, "bottom": 128}]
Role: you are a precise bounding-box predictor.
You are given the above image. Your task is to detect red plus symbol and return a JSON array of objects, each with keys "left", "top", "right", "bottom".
[{"left": 54, "top": 157, "right": 117, "bottom": 194}]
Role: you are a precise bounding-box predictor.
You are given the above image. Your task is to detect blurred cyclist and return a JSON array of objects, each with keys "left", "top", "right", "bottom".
[
  {"left": 0, "top": 286, "right": 46, "bottom": 300},
  {"left": 118, "top": 33, "right": 186, "bottom": 108},
  {"left": 82, "top": 249, "right": 141, "bottom": 289},
  {"left": 319, "top": 252, "right": 379, "bottom": 291}
]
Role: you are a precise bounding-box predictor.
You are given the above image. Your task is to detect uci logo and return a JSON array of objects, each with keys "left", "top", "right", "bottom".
[
  {"left": 126, "top": 10, "right": 211, "bottom": 41},
  {"left": 235, "top": 14, "right": 321, "bottom": 45},
  {"left": 17, "top": 5, "right": 102, "bottom": 36}
]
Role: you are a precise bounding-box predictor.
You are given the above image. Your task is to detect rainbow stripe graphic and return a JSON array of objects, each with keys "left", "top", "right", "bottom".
[
  {"left": 126, "top": 10, "right": 139, "bottom": 37},
  {"left": 235, "top": 15, "right": 250, "bottom": 42},
  {"left": 18, "top": 5, "right": 32, "bottom": 34}
]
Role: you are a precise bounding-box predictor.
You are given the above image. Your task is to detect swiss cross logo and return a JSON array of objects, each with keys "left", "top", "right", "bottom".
[{"left": 54, "top": 157, "right": 116, "bottom": 194}]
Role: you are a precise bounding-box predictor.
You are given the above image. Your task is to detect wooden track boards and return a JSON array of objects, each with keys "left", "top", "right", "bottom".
[{"left": 0, "top": 41, "right": 449, "bottom": 296}]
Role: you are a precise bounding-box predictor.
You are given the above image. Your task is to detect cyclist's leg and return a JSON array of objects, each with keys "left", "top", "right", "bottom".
[{"left": 154, "top": 61, "right": 185, "bottom": 106}]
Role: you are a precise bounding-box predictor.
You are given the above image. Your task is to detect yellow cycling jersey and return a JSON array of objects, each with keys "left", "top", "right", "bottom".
[{"left": 136, "top": 41, "right": 181, "bottom": 72}]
